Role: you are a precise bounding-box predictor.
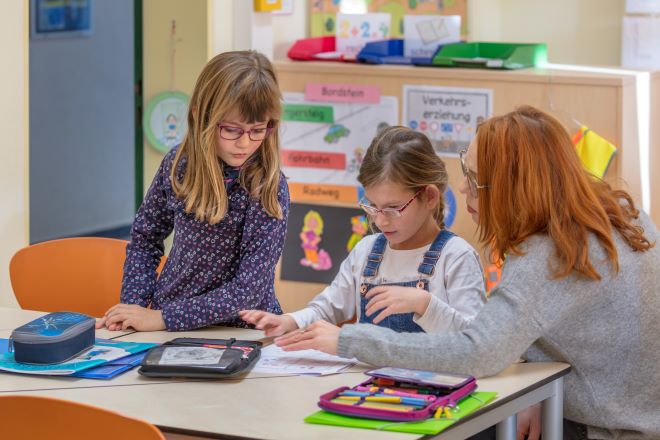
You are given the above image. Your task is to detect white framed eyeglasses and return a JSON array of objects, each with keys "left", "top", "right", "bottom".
[
  {"left": 459, "top": 149, "right": 488, "bottom": 198},
  {"left": 359, "top": 189, "right": 423, "bottom": 219}
]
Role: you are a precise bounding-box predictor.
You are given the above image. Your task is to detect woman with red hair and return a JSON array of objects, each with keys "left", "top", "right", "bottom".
[{"left": 276, "top": 106, "right": 660, "bottom": 439}]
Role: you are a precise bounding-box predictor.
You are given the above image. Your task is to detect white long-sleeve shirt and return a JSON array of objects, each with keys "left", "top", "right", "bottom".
[{"left": 288, "top": 233, "right": 487, "bottom": 333}]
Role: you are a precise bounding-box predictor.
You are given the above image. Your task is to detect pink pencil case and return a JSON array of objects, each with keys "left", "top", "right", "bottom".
[{"left": 318, "top": 367, "right": 477, "bottom": 422}]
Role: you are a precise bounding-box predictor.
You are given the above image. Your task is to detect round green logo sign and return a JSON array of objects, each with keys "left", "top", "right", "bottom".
[{"left": 143, "top": 91, "right": 189, "bottom": 153}]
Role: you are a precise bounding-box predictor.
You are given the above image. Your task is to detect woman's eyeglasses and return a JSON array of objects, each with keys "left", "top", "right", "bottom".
[
  {"left": 459, "top": 149, "right": 488, "bottom": 198},
  {"left": 217, "top": 124, "right": 273, "bottom": 141},
  {"left": 359, "top": 189, "right": 423, "bottom": 219}
]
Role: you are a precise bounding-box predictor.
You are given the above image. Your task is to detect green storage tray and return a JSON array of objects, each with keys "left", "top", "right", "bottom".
[{"left": 431, "top": 42, "right": 547, "bottom": 69}]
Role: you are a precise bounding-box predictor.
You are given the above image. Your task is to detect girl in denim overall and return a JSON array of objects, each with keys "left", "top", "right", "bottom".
[
  {"left": 357, "top": 226, "right": 457, "bottom": 332},
  {"left": 241, "top": 126, "right": 485, "bottom": 338}
]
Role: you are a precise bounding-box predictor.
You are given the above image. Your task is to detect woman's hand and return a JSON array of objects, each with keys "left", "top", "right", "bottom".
[
  {"left": 274, "top": 320, "right": 340, "bottom": 355},
  {"left": 95, "top": 304, "right": 166, "bottom": 332},
  {"left": 516, "top": 403, "right": 542, "bottom": 440},
  {"left": 364, "top": 285, "right": 431, "bottom": 323},
  {"left": 238, "top": 310, "right": 298, "bottom": 337}
]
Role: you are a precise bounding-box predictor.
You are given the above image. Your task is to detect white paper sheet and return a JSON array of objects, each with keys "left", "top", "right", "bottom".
[
  {"left": 336, "top": 13, "right": 391, "bottom": 58},
  {"left": 404, "top": 15, "right": 461, "bottom": 58},
  {"left": 625, "top": 0, "right": 660, "bottom": 13},
  {"left": 251, "top": 344, "right": 356, "bottom": 376},
  {"left": 621, "top": 16, "right": 660, "bottom": 68}
]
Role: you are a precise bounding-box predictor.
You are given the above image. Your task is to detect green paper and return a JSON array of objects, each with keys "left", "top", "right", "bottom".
[
  {"left": 283, "top": 104, "right": 334, "bottom": 123},
  {"left": 305, "top": 391, "right": 497, "bottom": 435}
]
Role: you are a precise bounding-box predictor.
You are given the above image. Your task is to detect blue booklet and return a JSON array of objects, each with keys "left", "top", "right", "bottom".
[
  {"left": 0, "top": 338, "right": 156, "bottom": 377},
  {"left": 72, "top": 351, "right": 147, "bottom": 379}
]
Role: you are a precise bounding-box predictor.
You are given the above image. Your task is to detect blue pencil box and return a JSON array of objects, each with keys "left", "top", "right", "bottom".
[{"left": 9, "top": 312, "right": 95, "bottom": 364}]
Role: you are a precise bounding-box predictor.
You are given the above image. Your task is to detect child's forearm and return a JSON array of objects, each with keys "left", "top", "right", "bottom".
[{"left": 413, "top": 290, "right": 432, "bottom": 316}]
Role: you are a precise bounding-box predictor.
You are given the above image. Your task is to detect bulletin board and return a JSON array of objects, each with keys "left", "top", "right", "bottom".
[
  {"left": 310, "top": 0, "right": 468, "bottom": 38},
  {"left": 274, "top": 60, "right": 643, "bottom": 313},
  {"left": 277, "top": 84, "right": 467, "bottom": 305},
  {"left": 281, "top": 91, "right": 398, "bottom": 203}
]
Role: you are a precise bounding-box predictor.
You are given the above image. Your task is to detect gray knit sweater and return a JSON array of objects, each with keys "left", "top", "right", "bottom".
[{"left": 338, "top": 211, "right": 660, "bottom": 439}]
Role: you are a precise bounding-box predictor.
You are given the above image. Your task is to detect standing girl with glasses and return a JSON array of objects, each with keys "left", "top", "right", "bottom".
[
  {"left": 97, "top": 51, "right": 289, "bottom": 332},
  {"left": 240, "top": 126, "right": 486, "bottom": 337}
]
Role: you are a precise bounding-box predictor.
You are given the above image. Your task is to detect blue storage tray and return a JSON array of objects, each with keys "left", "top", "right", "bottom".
[{"left": 357, "top": 39, "right": 438, "bottom": 65}]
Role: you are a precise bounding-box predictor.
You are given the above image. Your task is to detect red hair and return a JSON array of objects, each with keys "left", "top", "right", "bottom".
[{"left": 477, "top": 105, "right": 653, "bottom": 280}]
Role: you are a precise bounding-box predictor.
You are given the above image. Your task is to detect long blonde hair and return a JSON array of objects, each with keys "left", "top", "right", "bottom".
[
  {"left": 476, "top": 105, "right": 653, "bottom": 280},
  {"left": 358, "top": 126, "right": 448, "bottom": 228},
  {"left": 171, "top": 51, "right": 283, "bottom": 224}
]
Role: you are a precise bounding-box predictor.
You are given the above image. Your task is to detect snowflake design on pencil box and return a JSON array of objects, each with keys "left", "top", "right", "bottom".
[{"left": 21, "top": 312, "right": 90, "bottom": 337}]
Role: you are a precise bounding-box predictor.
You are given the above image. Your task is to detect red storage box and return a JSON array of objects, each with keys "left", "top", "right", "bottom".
[{"left": 287, "top": 36, "right": 351, "bottom": 61}]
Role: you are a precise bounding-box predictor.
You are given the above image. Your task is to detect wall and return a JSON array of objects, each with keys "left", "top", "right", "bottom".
[
  {"left": 470, "top": 0, "right": 625, "bottom": 66},
  {"left": 29, "top": 0, "right": 135, "bottom": 243},
  {"left": 272, "top": 1, "right": 309, "bottom": 60},
  {"left": 651, "top": 71, "right": 660, "bottom": 224},
  {"left": 208, "top": 0, "right": 307, "bottom": 60},
  {"left": 0, "top": 1, "right": 29, "bottom": 307},
  {"left": 143, "top": 0, "right": 209, "bottom": 194},
  {"left": 148, "top": 0, "right": 632, "bottom": 196},
  {"left": 209, "top": 0, "right": 234, "bottom": 56},
  {"left": 247, "top": 0, "right": 628, "bottom": 66},
  {"left": 211, "top": 1, "right": 626, "bottom": 71}
]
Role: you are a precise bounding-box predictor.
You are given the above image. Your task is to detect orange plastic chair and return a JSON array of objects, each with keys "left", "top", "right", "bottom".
[
  {"left": 9, "top": 237, "right": 166, "bottom": 317},
  {"left": 0, "top": 395, "right": 165, "bottom": 439}
]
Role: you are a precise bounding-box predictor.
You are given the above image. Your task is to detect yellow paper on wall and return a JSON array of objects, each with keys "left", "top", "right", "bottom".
[
  {"left": 572, "top": 125, "right": 617, "bottom": 179},
  {"left": 254, "top": 0, "right": 281, "bottom": 12}
]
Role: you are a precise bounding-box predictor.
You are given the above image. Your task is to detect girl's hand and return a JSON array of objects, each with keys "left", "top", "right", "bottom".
[
  {"left": 516, "top": 403, "right": 542, "bottom": 440},
  {"left": 95, "top": 316, "right": 108, "bottom": 329},
  {"left": 238, "top": 310, "right": 298, "bottom": 337},
  {"left": 98, "top": 304, "right": 166, "bottom": 332},
  {"left": 364, "top": 285, "right": 431, "bottom": 324},
  {"left": 274, "top": 320, "right": 340, "bottom": 355}
]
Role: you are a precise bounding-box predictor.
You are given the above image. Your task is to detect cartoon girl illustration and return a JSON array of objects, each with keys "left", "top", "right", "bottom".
[
  {"left": 160, "top": 113, "right": 183, "bottom": 148},
  {"left": 346, "top": 147, "right": 365, "bottom": 173},
  {"left": 299, "top": 210, "right": 332, "bottom": 270},
  {"left": 346, "top": 215, "right": 368, "bottom": 252}
]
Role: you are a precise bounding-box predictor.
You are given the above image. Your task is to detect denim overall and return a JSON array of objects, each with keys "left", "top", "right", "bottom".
[{"left": 359, "top": 230, "right": 455, "bottom": 332}]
